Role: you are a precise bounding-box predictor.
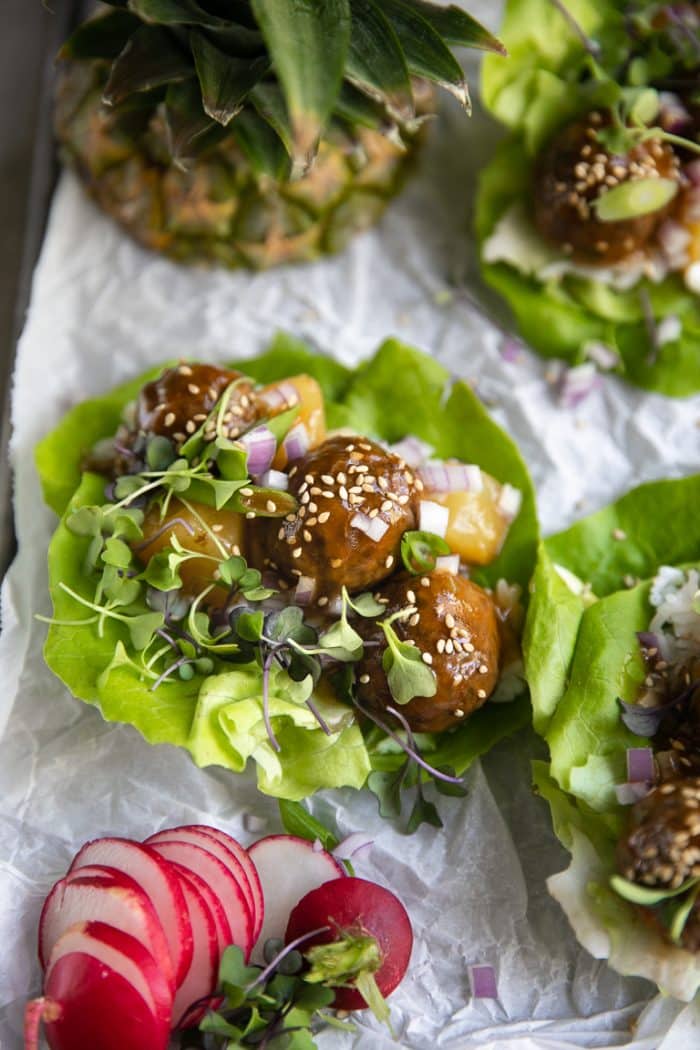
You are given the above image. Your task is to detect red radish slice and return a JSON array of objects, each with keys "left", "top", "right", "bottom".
[
  {"left": 149, "top": 840, "right": 254, "bottom": 960},
  {"left": 145, "top": 826, "right": 260, "bottom": 939},
  {"left": 174, "top": 865, "right": 232, "bottom": 966},
  {"left": 30, "top": 921, "right": 172, "bottom": 1050},
  {"left": 285, "top": 877, "right": 413, "bottom": 1012},
  {"left": 69, "top": 837, "right": 192, "bottom": 986},
  {"left": 248, "top": 835, "right": 344, "bottom": 960},
  {"left": 168, "top": 870, "right": 218, "bottom": 1030},
  {"left": 38, "top": 869, "right": 173, "bottom": 989},
  {"left": 165, "top": 825, "right": 264, "bottom": 942}
]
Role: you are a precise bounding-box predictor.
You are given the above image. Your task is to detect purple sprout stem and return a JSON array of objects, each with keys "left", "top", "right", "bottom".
[
  {"left": 354, "top": 699, "right": 463, "bottom": 785},
  {"left": 262, "top": 651, "right": 281, "bottom": 753},
  {"left": 150, "top": 655, "right": 193, "bottom": 690},
  {"left": 132, "top": 517, "right": 196, "bottom": 551},
  {"left": 250, "top": 926, "right": 331, "bottom": 990},
  {"left": 306, "top": 697, "right": 332, "bottom": 736},
  {"left": 155, "top": 627, "right": 181, "bottom": 654}
]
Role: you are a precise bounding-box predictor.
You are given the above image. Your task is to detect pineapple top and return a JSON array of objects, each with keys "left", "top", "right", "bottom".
[{"left": 62, "top": 0, "right": 504, "bottom": 177}]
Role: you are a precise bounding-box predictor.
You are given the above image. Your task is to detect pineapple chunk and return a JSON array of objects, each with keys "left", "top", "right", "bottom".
[
  {"left": 255, "top": 374, "right": 326, "bottom": 469},
  {"left": 135, "top": 498, "right": 244, "bottom": 605},
  {"left": 426, "top": 474, "right": 513, "bottom": 566}
]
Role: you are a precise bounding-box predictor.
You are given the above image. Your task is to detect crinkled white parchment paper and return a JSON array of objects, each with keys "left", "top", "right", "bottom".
[{"left": 2, "top": 4, "right": 700, "bottom": 1046}]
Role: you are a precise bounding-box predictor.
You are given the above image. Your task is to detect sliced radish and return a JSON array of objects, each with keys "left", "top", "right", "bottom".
[
  {"left": 145, "top": 825, "right": 261, "bottom": 940},
  {"left": 248, "top": 835, "right": 344, "bottom": 961},
  {"left": 174, "top": 864, "right": 232, "bottom": 966},
  {"left": 168, "top": 871, "right": 218, "bottom": 1030},
  {"left": 176, "top": 825, "right": 265, "bottom": 943},
  {"left": 69, "top": 837, "right": 192, "bottom": 987},
  {"left": 38, "top": 869, "right": 173, "bottom": 990},
  {"left": 285, "top": 877, "right": 413, "bottom": 1012},
  {"left": 33, "top": 921, "right": 172, "bottom": 1050},
  {"left": 149, "top": 840, "right": 254, "bottom": 960}
]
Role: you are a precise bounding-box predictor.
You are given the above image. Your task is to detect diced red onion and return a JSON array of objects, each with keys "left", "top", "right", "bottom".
[
  {"left": 389, "top": 436, "right": 433, "bottom": 468},
  {"left": 259, "top": 380, "right": 299, "bottom": 411},
  {"left": 659, "top": 92, "right": 692, "bottom": 134},
  {"left": 435, "top": 554, "right": 460, "bottom": 575},
  {"left": 500, "top": 336, "right": 522, "bottom": 363},
  {"left": 656, "top": 315, "right": 682, "bottom": 346},
  {"left": 658, "top": 219, "right": 691, "bottom": 263},
  {"left": 418, "top": 500, "right": 449, "bottom": 538},
  {"left": 419, "top": 462, "right": 483, "bottom": 494},
  {"left": 283, "top": 422, "right": 309, "bottom": 463},
  {"left": 583, "top": 341, "right": 619, "bottom": 371},
  {"left": 294, "top": 576, "right": 316, "bottom": 606},
  {"left": 497, "top": 483, "right": 522, "bottom": 522},
  {"left": 351, "top": 512, "right": 389, "bottom": 543},
  {"left": 243, "top": 812, "right": 268, "bottom": 833},
  {"left": 615, "top": 781, "right": 652, "bottom": 806},
  {"left": 557, "top": 363, "right": 599, "bottom": 409},
  {"left": 241, "top": 425, "right": 276, "bottom": 478},
  {"left": 468, "top": 964, "right": 498, "bottom": 999},
  {"left": 327, "top": 595, "right": 343, "bottom": 617},
  {"left": 627, "top": 747, "right": 655, "bottom": 784},
  {"left": 259, "top": 469, "right": 289, "bottom": 490},
  {"left": 686, "top": 159, "right": 700, "bottom": 187},
  {"left": 332, "top": 833, "right": 374, "bottom": 861}
]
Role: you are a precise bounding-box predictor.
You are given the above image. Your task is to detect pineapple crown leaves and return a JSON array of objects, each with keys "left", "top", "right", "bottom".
[{"left": 61, "top": 0, "right": 505, "bottom": 177}]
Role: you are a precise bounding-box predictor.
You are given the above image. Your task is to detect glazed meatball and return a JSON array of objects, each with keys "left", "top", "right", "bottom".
[
  {"left": 133, "top": 362, "right": 257, "bottom": 447},
  {"left": 251, "top": 435, "right": 419, "bottom": 600},
  {"left": 534, "top": 110, "right": 680, "bottom": 265},
  {"left": 355, "top": 571, "right": 501, "bottom": 733},
  {"left": 616, "top": 777, "right": 700, "bottom": 890}
]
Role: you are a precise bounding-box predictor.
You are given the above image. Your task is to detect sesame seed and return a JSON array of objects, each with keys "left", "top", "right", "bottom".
[
  {"left": 407, "top": 589, "right": 416, "bottom": 604},
  {"left": 378, "top": 477, "right": 388, "bottom": 490},
  {"left": 292, "top": 548, "right": 302, "bottom": 559},
  {"left": 455, "top": 709, "right": 465, "bottom": 718},
  {"left": 445, "top": 613, "right": 455, "bottom": 629},
  {"left": 369, "top": 507, "right": 379, "bottom": 518},
  {"left": 212, "top": 524, "right": 223, "bottom": 533},
  {"left": 437, "top": 640, "right": 445, "bottom": 654},
  {"left": 246, "top": 512, "right": 256, "bottom": 520},
  {"left": 445, "top": 640, "right": 454, "bottom": 654},
  {"left": 454, "top": 674, "right": 463, "bottom": 684},
  {"left": 301, "top": 492, "right": 310, "bottom": 504},
  {"left": 381, "top": 500, "right": 393, "bottom": 513},
  {"left": 355, "top": 464, "right": 369, "bottom": 474},
  {"left": 339, "top": 486, "right": 348, "bottom": 501},
  {"left": 187, "top": 383, "right": 200, "bottom": 395},
  {"left": 612, "top": 528, "right": 627, "bottom": 541},
  {"left": 308, "top": 502, "right": 318, "bottom": 513},
  {"left": 385, "top": 555, "right": 394, "bottom": 569},
  {"left": 303, "top": 529, "right": 312, "bottom": 543},
  {"left": 179, "top": 364, "right": 193, "bottom": 376},
  {"left": 310, "top": 486, "right": 322, "bottom": 495},
  {"left": 185, "top": 420, "right": 196, "bottom": 434},
  {"left": 164, "top": 411, "right": 176, "bottom": 427},
  {"left": 360, "top": 443, "right": 372, "bottom": 451},
  {"left": 318, "top": 596, "right": 328, "bottom": 607},
  {"left": 464, "top": 642, "right": 475, "bottom": 653},
  {"left": 359, "top": 674, "right": 370, "bottom": 684},
  {"left": 422, "top": 652, "right": 433, "bottom": 665},
  {"left": 278, "top": 527, "right": 285, "bottom": 540},
  {"left": 409, "top": 613, "right": 420, "bottom": 627},
  {"left": 323, "top": 490, "right": 334, "bottom": 499},
  {"left": 398, "top": 494, "right": 409, "bottom": 506},
  {"left": 318, "top": 511, "right": 330, "bottom": 523},
  {"left": 240, "top": 487, "right": 253, "bottom": 497},
  {"left": 306, "top": 517, "right": 318, "bottom": 527},
  {"left": 331, "top": 558, "right": 342, "bottom": 568},
  {"left": 477, "top": 689, "right": 487, "bottom": 700},
  {"left": 346, "top": 444, "right": 355, "bottom": 451},
  {"left": 321, "top": 474, "right": 334, "bottom": 485},
  {"left": 305, "top": 474, "right": 314, "bottom": 484},
  {"left": 266, "top": 500, "right": 276, "bottom": 513},
  {"left": 421, "top": 577, "right": 430, "bottom": 587},
  {"left": 479, "top": 665, "right": 488, "bottom": 675}
]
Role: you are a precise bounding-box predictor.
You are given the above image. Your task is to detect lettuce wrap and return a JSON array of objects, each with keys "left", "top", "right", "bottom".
[
  {"left": 37, "top": 335, "right": 538, "bottom": 805},
  {"left": 477, "top": 0, "right": 700, "bottom": 396},
  {"left": 524, "top": 474, "right": 700, "bottom": 998}
]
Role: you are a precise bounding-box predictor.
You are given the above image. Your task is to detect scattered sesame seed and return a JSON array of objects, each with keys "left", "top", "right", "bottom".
[
  {"left": 318, "top": 511, "right": 330, "bottom": 524},
  {"left": 409, "top": 613, "right": 420, "bottom": 627},
  {"left": 179, "top": 364, "right": 193, "bottom": 376},
  {"left": 421, "top": 577, "right": 430, "bottom": 587},
  {"left": 292, "top": 548, "right": 302, "bottom": 559},
  {"left": 212, "top": 524, "right": 223, "bottom": 533},
  {"left": 445, "top": 613, "right": 455, "bottom": 629},
  {"left": 240, "top": 487, "right": 254, "bottom": 497},
  {"left": 246, "top": 512, "right": 256, "bottom": 520},
  {"left": 277, "top": 527, "right": 285, "bottom": 541},
  {"left": 164, "top": 411, "right": 176, "bottom": 427},
  {"left": 477, "top": 689, "right": 487, "bottom": 699},
  {"left": 437, "top": 640, "right": 446, "bottom": 654},
  {"left": 479, "top": 665, "right": 488, "bottom": 675},
  {"left": 308, "top": 502, "right": 318, "bottom": 513},
  {"left": 331, "top": 558, "right": 342, "bottom": 568},
  {"left": 339, "top": 486, "right": 349, "bottom": 501},
  {"left": 612, "top": 528, "right": 627, "bottom": 541},
  {"left": 422, "top": 652, "right": 433, "bottom": 665},
  {"left": 359, "top": 674, "right": 370, "bottom": 684},
  {"left": 303, "top": 529, "right": 312, "bottom": 543},
  {"left": 187, "top": 383, "right": 200, "bottom": 395},
  {"left": 385, "top": 555, "right": 394, "bottom": 569},
  {"left": 321, "top": 474, "right": 334, "bottom": 485},
  {"left": 266, "top": 500, "right": 276, "bottom": 513},
  {"left": 318, "top": 596, "right": 329, "bottom": 607},
  {"left": 455, "top": 709, "right": 465, "bottom": 718}
]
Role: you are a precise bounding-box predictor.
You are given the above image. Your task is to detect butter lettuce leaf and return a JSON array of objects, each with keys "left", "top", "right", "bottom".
[
  {"left": 38, "top": 337, "right": 539, "bottom": 799},
  {"left": 525, "top": 477, "right": 700, "bottom": 997}
]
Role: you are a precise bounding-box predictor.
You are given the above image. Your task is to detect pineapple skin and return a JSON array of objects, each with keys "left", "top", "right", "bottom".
[{"left": 55, "top": 61, "right": 430, "bottom": 270}]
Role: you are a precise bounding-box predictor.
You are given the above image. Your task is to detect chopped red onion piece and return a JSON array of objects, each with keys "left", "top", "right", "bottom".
[
  {"left": 419, "top": 462, "right": 483, "bottom": 494},
  {"left": 259, "top": 380, "right": 299, "bottom": 411},
  {"left": 656, "top": 315, "right": 682, "bottom": 347},
  {"left": 259, "top": 469, "right": 289, "bottom": 491},
  {"left": 283, "top": 422, "right": 309, "bottom": 463},
  {"left": 327, "top": 595, "right": 343, "bottom": 617},
  {"left": 435, "top": 554, "right": 460, "bottom": 575},
  {"left": 419, "top": 500, "right": 449, "bottom": 538},
  {"left": 332, "top": 833, "right": 374, "bottom": 861},
  {"left": 557, "top": 363, "right": 599, "bottom": 409},
  {"left": 500, "top": 336, "right": 522, "bottom": 363},
  {"left": 659, "top": 92, "right": 692, "bottom": 134},
  {"left": 294, "top": 576, "right": 316, "bottom": 606},
  {"left": 497, "top": 483, "right": 522, "bottom": 522},
  {"left": 658, "top": 219, "right": 691, "bottom": 263},
  {"left": 469, "top": 964, "right": 498, "bottom": 999},
  {"left": 389, "top": 436, "right": 433, "bottom": 468},
  {"left": 615, "top": 781, "right": 652, "bottom": 806},
  {"left": 241, "top": 425, "right": 276, "bottom": 478},
  {"left": 627, "top": 747, "right": 655, "bottom": 784},
  {"left": 583, "top": 340, "right": 619, "bottom": 371},
  {"left": 351, "top": 512, "right": 389, "bottom": 542}
]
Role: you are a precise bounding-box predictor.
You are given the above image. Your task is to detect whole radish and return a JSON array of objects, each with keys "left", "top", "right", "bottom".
[{"left": 285, "top": 877, "right": 412, "bottom": 1018}]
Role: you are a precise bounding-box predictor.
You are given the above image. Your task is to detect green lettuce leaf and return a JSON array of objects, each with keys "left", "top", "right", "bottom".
[
  {"left": 525, "top": 476, "right": 700, "bottom": 997},
  {"left": 38, "top": 336, "right": 539, "bottom": 799}
]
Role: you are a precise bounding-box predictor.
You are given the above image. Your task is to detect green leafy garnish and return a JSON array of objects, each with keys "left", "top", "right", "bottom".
[
  {"left": 380, "top": 612, "right": 436, "bottom": 705},
  {"left": 400, "top": 530, "right": 450, "bottom": 574}
]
